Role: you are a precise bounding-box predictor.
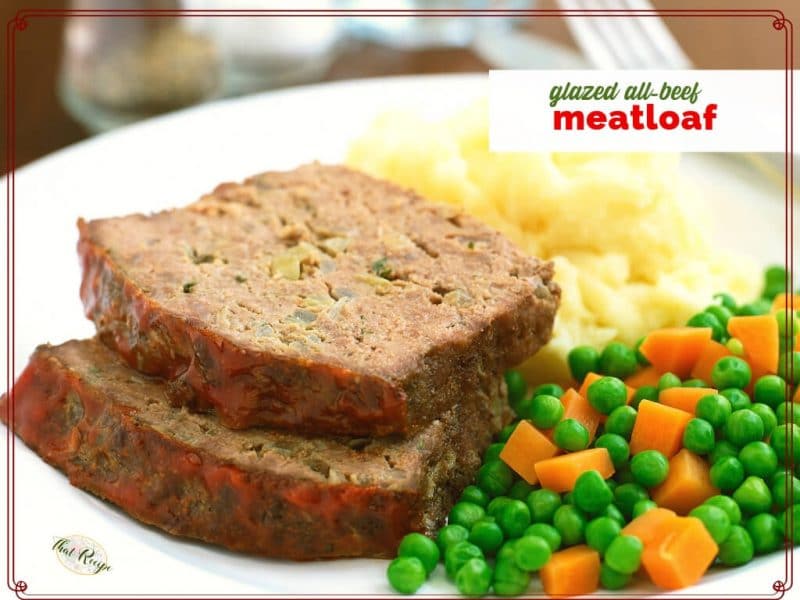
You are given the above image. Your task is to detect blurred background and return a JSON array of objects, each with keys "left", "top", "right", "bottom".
[{"left": 2, "top": 0, "right": 797, "bottom": 171}]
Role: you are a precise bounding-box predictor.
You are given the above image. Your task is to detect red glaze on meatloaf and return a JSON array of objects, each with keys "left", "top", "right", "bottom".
[
  {"left": 78, "top": 164, "right": 558, "bottom": 436},
  {"left": 2, "top": 339, "right": 506, "bottom": 560}
]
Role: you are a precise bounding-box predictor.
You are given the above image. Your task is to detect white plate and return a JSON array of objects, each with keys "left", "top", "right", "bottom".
[{"left": 1, "top": 74, "right": 792, "bottom": 597}]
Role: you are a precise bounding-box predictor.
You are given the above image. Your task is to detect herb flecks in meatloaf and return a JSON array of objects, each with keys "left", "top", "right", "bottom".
[
  {"left": 78, "top": 164, "right": 559, "bottom": 435},
  {"left": 2, "top": 339, "right": 505, "bottom": 560}
]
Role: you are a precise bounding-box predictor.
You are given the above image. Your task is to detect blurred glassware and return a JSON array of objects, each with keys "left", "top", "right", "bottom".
[
  {"left": 60, "top": 0, "right": 341, "bottom": 132},
  {"left": 341, "top": 0, "right": 536, "bottom": 49}
]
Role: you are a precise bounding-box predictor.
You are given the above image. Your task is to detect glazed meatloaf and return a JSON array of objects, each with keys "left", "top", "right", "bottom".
[
  {"left": 78, "top": 164, "right": 559, "bottom": 436},
  {"left": 3, "top": 339, "right": 506, "bottom": 560}
]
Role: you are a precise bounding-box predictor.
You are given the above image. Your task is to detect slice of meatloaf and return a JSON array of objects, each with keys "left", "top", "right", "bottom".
[
  {"left": 2, "top": 339, "right": 506, "bottom": 560},
  {"left": 78, "top": 163, "right": 559, "bottom": 435}
]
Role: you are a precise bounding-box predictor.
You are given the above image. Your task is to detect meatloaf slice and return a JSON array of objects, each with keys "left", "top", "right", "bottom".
[
  {"left": 2, "top": 339, "right": 506, "bottom": 560},
  {"left": 78, "top": 163, "right": 558, "bottom": 436}
]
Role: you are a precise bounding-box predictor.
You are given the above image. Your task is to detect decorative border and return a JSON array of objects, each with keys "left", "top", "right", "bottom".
[{"left": 3, "top": 6, "right": 794, "bottom": 600}]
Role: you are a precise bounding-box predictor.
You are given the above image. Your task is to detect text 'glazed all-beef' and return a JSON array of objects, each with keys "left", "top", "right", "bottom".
[{"left": 4, "top": 164, "right": 559, "bottom": 560}]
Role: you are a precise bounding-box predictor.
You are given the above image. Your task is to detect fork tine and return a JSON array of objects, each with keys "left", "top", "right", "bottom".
[
  {"left": 622, "top": 0, "right": 693, "bottom": 68},
  {"left": 593, "top": 0, "right": 665, "bottom": 68},
  {"left": 558, "top": 0, "right": 623, "bottom": 69}
]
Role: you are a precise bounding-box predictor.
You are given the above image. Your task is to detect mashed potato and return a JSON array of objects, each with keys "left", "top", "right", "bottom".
[{"left": 347, "top": 102, "right": 760, "bottom": 384}]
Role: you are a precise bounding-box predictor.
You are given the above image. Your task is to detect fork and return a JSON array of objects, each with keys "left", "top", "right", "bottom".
[
  {"left": 556, "top": 0, "right": 692, "bottom": 70},
  {"left": 556, "top": 0, "right": 792, "bottom": 190}
]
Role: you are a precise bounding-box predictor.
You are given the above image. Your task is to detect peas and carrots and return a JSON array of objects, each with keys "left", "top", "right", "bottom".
[{"left": 388, "top": 272, "right": 797, "bottom": 597}]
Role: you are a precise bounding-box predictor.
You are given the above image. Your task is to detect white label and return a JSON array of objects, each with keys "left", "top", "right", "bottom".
[{"left": 489, "top": 69, "right": 788, "bottom": 152}]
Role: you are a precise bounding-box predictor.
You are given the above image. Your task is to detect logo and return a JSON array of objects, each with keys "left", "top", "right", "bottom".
[{"left": 52, "top": 535, "right": 112, "bottom": 575}]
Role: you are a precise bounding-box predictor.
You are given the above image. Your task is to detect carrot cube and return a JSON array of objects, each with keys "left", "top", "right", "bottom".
[
  {"left": 658, "top": 387, "right": 718, "bottom": 414},
  {"left": 728, "top": 315, "right": 780, "bottom": 376},
  {"left": 639, "top": 327, "right": 713, "bottom": 379},
  {"left": 690, "top": 340, "right": 731, "bottom": 384},
  {"left": 540, "top": 545, "right": 600, "bottom": 597},
  {"left": 641, "top": 516, "right": 718, "bottom": 590},
  {"left": 624, "top": 366, "right": 662, "bottom": 389},
  {"left": 499, "top": 420, "right": 559, "bottom": 484},
  {"left": 629, "top": 400, "right": 692, "bottom": 458},
  {"left": 534, "top": 448, "right": 614, "bottom": 493},
  {"left": 651, "top": 449, "right": 719, "bottom": 515},
  {"left": 560, "top": 388, "right": 602, "bottom": 441},
  {"left": 622, "top": 507, "right": 678, "bottom": 548}
]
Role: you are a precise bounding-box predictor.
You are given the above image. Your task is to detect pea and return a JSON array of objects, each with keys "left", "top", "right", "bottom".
[
  {"left": 689, "top": 504, "right": 732, "bottom": 544},
  {"left": 717, "top": 525, "right": 754, "bottom": 566},
  {"left": 483, "top": 443, "right": 505, "bottom": 464},
  {"left": 721, "top": 388, "right": 752, "bottom": 412},
  {"left": 594, "top": 433, "right": 630, "bottom": 469},
  {"left": 777, "top": 504, "right": 800, "bottom": 544},
  {"left": 687, "top": 311, "right": 724, "bottom": 341},
  {"left": 496, "top": 500, "right": 531, "bottom": 539},
  {"left": 508, "top": 480, "right": 535, "bottom": 501},
  {"left": 727, "top": 337, "right": 746, "bottom": 356},
  {"left": 776, "top": 401, "right": 800, "bottom": 426},
  {"left": 746, "top": 513, "right": 782, "bottom": 554},
  {"left": 739, "top": 441, "right": 778, "bottom": 479},
  {"left": 449, "top": 502, "right": 486, "bottom": 530},
  {"left": 683, "top": 378, "right": 708, "bottom": 388},
  {"left": 477, "top": 460, "right": 515, "bottom": 497},
  {"left": 753, "top": 375, "right": 788, "bottom": 408},
  {"left": 532, "top": 383, "right": 564, "bottom": 399},
  {"left": 614, "top": 465, "right": 635, "bottom": 485},
  {"left": 614, "top": 483, "right": 649, "bottom": 518},
  {"left": 600, "top": 563, "right": 631, "bottom": 590},
  {"left": 725, "top": 409, "right": 765, "bottom": 447},
  {"left": 573, "top": 470, "right": 613, "bottom": 514},
  {"left": 631, "top": 385, "right": 658, "bottom": 410},
  {"left": 710, "top": 456, "right": 745, "bottom": 492},
  {"left": 487, "top": 496, "right": 513, "bottom": 518},
  {"left": 599, "top": 342, "right": 638, "bottom": 378},
  {"left": 505, "top": 370, "right": 527, "bottom": 412},
  {"left": 634, "top": 337, "right": 650, "bottom": 366},
  {"left": 777, "top": 351, "right": 800, "bottom": 385},
  {"left": 492, "top": 557, "right": 530, "bottom": 596},
  {"left": 497, "top": 421, "right": 519, "bottom": 443},
  {"left": 553, "top": 505, "right": 587, "bottom": 546},
  {"left": 526, "top": 489, "right": 562, "bottom": 524},
  {"left": 461, "top": 485, "right": 490, "bottom": 507},
  {"left": 776, "top": 308, "right": 800, "bottom": 340},
  {"left": 763, "top": 265, "right": 788, "bottom": 299},
  {"left": 445, "top": 541, "right": 484, "bottom": 580},
  {"left": 553, "top": 419, "right": 590, "bottom": 452},
  {"left": 771, "top": 471, "right": 800, "bottom": 508},
  {"left": 738, "top": 299, "right": 772, "bottom": 316},
  {"left": 455, "top": 558, "right": 492, "bottom": 597},
  {"left": 605, "top": 406, "right": 637, "bottom": 440},
  {"left": 601, "top": 503, "right": 626, "bottom": 526},
  {"left": 712, "top": 356, "right": 752, "bottom": 390},
  {"left": 604, "top": 535, "right": 643, "bottom": 575},
  {"left": 630, "top": 450, "right": 670, "bottom": 488},
  {"left": 710, "top": 440, "right": 740, "bottom": 465},
  {"left": 632, "top": 499, "right": 658, "bottom": 518},
  {"left": 704, "top": 494, "right": 743, "bottom": 525},
  {"left": 513, "top": 535, "right": 551, "bottom": 571},
  {"left": 568, "top": 346, "right": 601, "bottom": 383},
  {"left": 523, "top": 523, "right": 561, "bottom": 552},
  {"left": 387, "top": 556, "right": 427, "bottom": 594},
  {"left": 398, "top": 533, "right": 440, "bottom": 574},
  {"left": 658, "top": 372, "right": 682, "bottom": 392},
  {"left": 525, "top": 394, "right": 564, "bottom": 429},
  {"left": 696, "top": 393, "right": 733, "bottom": 429},
  {"left": 751, "top": 403, "right": 779, "bottom": 437},
  {"left": 770, "top": 423, "right": 800, "bottom": 464},
  {"left": 587, "top": 377, "right": 628, "bottom": 415},
  {"left": 469, "top": 519, "right": 504, "bottom": 555},
  {"left": 706, "top": 304, "right": 734, "bottom": 329},
  {"left": 713, "top": 292, "right": 738, "bottom": 312},
  {"left": 436, "top": 524, "right": 470, "bottom": 554},
  {"left": 585, "top": 516, "right": 622, "bottom": 554},
  {"left": 733, "top": 476, "right": 773, "bottom": 516},
  {"left": 683, "top": 418, "right": 716, "bottom": 454}
]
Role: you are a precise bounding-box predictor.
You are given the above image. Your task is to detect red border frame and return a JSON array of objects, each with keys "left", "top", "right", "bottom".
[{"left": 3, "top": 6, "right": 795, "bottom": 600}]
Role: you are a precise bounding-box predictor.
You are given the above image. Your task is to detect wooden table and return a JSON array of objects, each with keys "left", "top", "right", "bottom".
[{"left": 2, "top": 0, "right": 797, "bottom": 171}]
